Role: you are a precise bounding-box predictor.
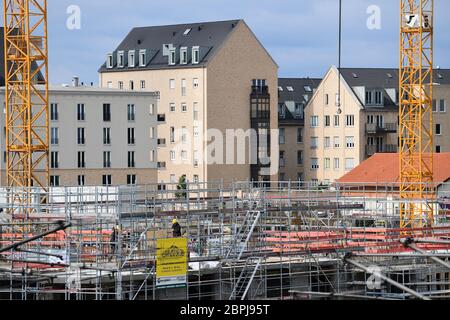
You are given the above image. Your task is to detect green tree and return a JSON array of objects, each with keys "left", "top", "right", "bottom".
[{"left": 176, "top": 175, "right": 187, "bottom": 199}]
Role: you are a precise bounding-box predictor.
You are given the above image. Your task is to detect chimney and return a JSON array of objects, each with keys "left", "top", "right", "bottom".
[{"left": 72, "top": 76, "right": 80, "bottom": 87}]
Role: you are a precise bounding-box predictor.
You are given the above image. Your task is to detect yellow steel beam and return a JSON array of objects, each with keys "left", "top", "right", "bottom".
[{"left": 399, "top": 0, "right": 434, "bottom": 232}]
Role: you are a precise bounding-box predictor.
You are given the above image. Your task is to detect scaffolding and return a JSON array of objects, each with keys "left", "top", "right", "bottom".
[{"left": 0, "top": 181, "right": 450, "bottom": 300}]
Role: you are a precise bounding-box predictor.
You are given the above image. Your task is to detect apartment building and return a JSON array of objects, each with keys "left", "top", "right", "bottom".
[
  {"left": 304, "top": 66, "right": 450, "bottom": 184},
  {"left": 0, "top": 84, "right": 159, "bottom": 186},
  {"left": 278, "top": 78, "right": 321, "bottom": 183},
  {"left": 98, "top": 20, "right": 279, "bottom": 186}
]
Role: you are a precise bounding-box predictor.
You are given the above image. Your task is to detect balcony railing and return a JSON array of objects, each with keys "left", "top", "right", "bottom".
[
  {"left": 366, "top": 144, "right": 397, "bottom": 156},
  {"left": 366, "top": 123, "right": 397, "bottom": 134}
]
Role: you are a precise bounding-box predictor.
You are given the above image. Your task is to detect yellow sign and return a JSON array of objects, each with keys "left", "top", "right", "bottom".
[{"left": 156, "top": 238, "right": 188, "bottom": 287}]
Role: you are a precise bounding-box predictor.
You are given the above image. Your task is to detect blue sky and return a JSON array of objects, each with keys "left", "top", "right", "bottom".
[{"left": 46, "top": 0, "right": 450, "bottom": 85}]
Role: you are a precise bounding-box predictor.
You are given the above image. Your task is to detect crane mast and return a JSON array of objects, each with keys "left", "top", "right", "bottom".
[
  {"left": 399, "top": 0, "right": 434, "bottom": 231},
  {"left": 3, "top": 0, "right": 49, "bottom": 219}
]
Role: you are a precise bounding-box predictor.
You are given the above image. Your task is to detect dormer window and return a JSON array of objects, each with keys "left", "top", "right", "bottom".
[
  {"left": 128, "top": 50, "right": 135, "bottom": 67},
  {"left": 304, "top": 85, "right": 312, "bottom": 92},
  {"left": 106, "top": 54, "right": 113, "bottom": 68},
  {"left": 183, "top": 28, "right": 191, "bottom": 36},
  {"left": 117, "top": 51, "right": 125, "bottom": 68},
  {"left": 139, "top": 49, "right": 146, "bottom": 67},
  {"left": 287, "top": 86, "right": 294, "bottom": 92},
  {"left": 192, "top": 46, "right": 200, "bottom": 64},
  {"left": 169, "top": 49, "right": 176, "bottom": 65},
  {"left": 180, "top": 47, "right": 188, "bottom": 65}
]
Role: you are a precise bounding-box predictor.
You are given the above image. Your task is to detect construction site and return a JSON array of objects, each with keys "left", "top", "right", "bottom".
[{"left": 2, "top": 0, "right": 450, "bottom": 301}]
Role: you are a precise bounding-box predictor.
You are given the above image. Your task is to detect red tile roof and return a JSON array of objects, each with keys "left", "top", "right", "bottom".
[{"left": 337, "top": 153, "right": 450, "bottom": 185}]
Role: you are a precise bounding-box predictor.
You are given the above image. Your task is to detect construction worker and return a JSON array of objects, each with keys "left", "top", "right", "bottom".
[
  {"left": 110, "top": 225, "right": 119, "bottom": 260},
  {"left": 172, "top": 219, "right": 182, "bottom": 238}
]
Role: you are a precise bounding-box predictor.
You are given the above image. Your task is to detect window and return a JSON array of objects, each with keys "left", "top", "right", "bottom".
[
  {"left": 50, "top": 176, "right": 60, "bottom": 187},
  {"left": 193, "top": 126, "right": 200, "bottom": 137},
  {"left": 345, "top": 158, "right": 355, "bottom": 170},
  {"left": 102, "top": 175, "right": 112, "bottom": 186},
  {"left": 129, "top": 80, "right": 134, "bottom": 90},
  {"left": 103, "top": 151, "right": 111, "bottom": 168},
  {"left": 140, "top": 80, "right": 146, "bottom": 90},
  {"left": 193, "top": 175, "right": 199, "bottom": 183},
  {"left": 103, "top": 104, "right": 111, "bottom": 122},
  {"left": 193, "top": 102, "right": 199, "bottom": 120},
  {"left": 117, "top": 51, "right": 124, "bottom": 68},
  {"left": 366, "top": 91, "right": 373, "bottom": 105},
  {"left": 181, "top": 79, "right": 187, "bottom": 96},
  {"left": 77, "top": 128, "right": 85, "bottom": 145},
  {"left": 335, "top": 93, "right": 340, "bottom": 106},
  {"left": 311, "top": 137, "right": 319, "bottom": 149},
  {"left": 436, "top": 146, "right": 441, "bottom": 153},
  {"left": 193, "top": 78, "right": 199, "bottom": 88},
  {"left": 334, "top": 136, "right": 340, "bottom": 148},
  {"left": 77, "top": 103, "right": 85, "bottom": 121},
  {"left": 324, "top": 137, "right": 331, "bottom": 148},
  {"left": 78, "top": 175, "right": 85, "bottom": 186},
  {"left": 103, "top": 128, "right": 111, "bottom": 145},
  {"left": 436, "top": 124, "right": 442, "bottom": 135},
  {"left": 334, "top": 158, "right": 340, "bottom": 170},
  {"left": 150, "top": 150, "right": 155, "bottom": 162},
  {"left": 127, "top": 104, "right": 136, "bottom": 121},
  {"left": 181, "top": 103, "right": 187, "bottom": 112},
  {"left": 149, "top": 104, "right": 156, "bottom": 115},
  {"left": 324, "top": 158, "right": 331, "bottom": 169},
  {"left": 287, "top": 86, "right": 294, "bottom": 92},
  {"left": 297, "top": 128, "right": 303, "bottom": 144},
  {"left": 170, "top": 103, "right": 176, "bottom": 112},
  {"left": 334, "top": 115, "right": 340, "bottom": 127},
  {"left": 325, "top": 94, "right": 329, "bottom": 106},
  {"left": 107, "top": 81, "right": 113, "bottom": 89},
  {"left": 304, "top": 85, "right": 312, "bottom": 92},
  {"left": 169, "top": 49, "right": 176, "bottom": 65},
  {"left": 118, "top": 81, "right": 123, "bottom": 89},
  {"left": 169, "top": 79, "right": 175, "bottom": 89},
  {"left": 51, "top": 152, "right": 59, "bottom": 169},
  {"left": 50, "top": 103, "right": 58, "bottom": 121},
  {"left": 150, "top": 127, "right": 156, "bottom": 139},
  {"left": 127, "top": 174, "right": 137, "bottom": 185},
  {"left": 106, "top": 54, "right": 113, "bottom": 68},
  {"left": 170, "top": 174, "right": 176, "bottom": 183},
  {"left": 169, "top": 127, "right": 175, "bottom": 143},
  {"left": 51, "top": 127, "right": 59, "bottom": 145},
  {"left": 297, "top": 151, "right": 304, "bottom": 165},
  {"left": 346, "top": 115, "right": 355, "bottom": 127},
  {"left": 181, "top": 127, "right": 187, "bottom": 143},
  {"left": 192, "top": 47, "right": 200, "bottom": 64},
  {"left": 325, "top": 115, "right": 331, "bottom": 127},
  {"left": 375, "top": 90, "right": 383, "bottom": 105},
  {"left": 128, "top": 151, "right": 135, "bottom": 168},
  {"left": 128, "top": 50, "right": 135, "bottom": 67},
  {"left": 128, "top": 128, "right": 136, "bottom": 145},
  {"left": 139, "top": 49, "right": 146, "bottom": 67},
  {"left": 77, "top": 151, "right": 86, "bottom": 168},
  {"left": 440, "top": 99, "right": 446, "bottom": 113},
  {"left": 279, "top": 128, "right": 286, "bottom": 144},
  {"left": 433, "top": 99, "right": 437, "bottom": 112},
  {"left": 181, "top": 150, "right": 188, "bottom": 161},
  {"left": 311, "top": 158, "right": 319, "bottom": 170},
  {"left": 346, "top": 136, "right": 355, "bottom": 148},
  {"left": 279, "top": 151, "right": 285, "bottom": 167},
  {"left": 180, "top": 47, "right": 188, "bottom": 64},
  {"left": 170, "top": 150, "right": 176, "bottom": 161},
  {"left": 310, "top": 116, "right": 319, "bottom": 127}
]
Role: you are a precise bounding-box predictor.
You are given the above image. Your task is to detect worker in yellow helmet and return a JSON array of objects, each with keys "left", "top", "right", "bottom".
[{"left": 172, "top": 218, "right": 182, "bottom": 238}]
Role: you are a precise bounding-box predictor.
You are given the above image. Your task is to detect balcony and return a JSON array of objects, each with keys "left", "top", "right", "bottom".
[
  {"left": 157, "top": 114, "right": 166, "bottom": 122},
  {"left": 366, "top": 144, "right": 397, "bottom": 156},
  {"left": 251, "top": 85, "right": 269, "bottom": 95},
  {"left": 366, "top": 123, "right": 397, "bottom": 134}
]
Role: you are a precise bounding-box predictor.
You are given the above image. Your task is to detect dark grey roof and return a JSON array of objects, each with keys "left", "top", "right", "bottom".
[
  {"left": 98, "top": 19, "right": 242, "bottom": 72},
  {"left": 340, "top": 67, "right": 450, "bottom": 88},
  {"left": 278, "top": 78, "right": 321, "bottom": 103}
]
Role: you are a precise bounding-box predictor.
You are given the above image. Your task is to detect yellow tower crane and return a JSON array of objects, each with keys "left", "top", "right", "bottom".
[
  {"left": 3, "top": 0, "right": 49, "bottom": 219},
  {"left": 399, "top": 0, "right": 434, "bottom": 231}
]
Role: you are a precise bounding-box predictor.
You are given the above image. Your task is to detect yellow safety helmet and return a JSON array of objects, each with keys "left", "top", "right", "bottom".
[{"left": 172, "top": 219, "right": 178, "bottom": 224}]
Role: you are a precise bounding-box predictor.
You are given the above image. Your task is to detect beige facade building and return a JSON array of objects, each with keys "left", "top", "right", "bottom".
[
  {"left": 304, "top": 66, "right": 450, "bottom": 184},
  {"left": 98, "top": 20, "right": 279, "bottom": 186},
  {"left": 0, "top": 84, "right": 159, "bottom": 186}
]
